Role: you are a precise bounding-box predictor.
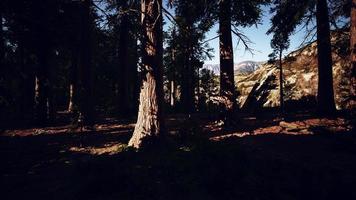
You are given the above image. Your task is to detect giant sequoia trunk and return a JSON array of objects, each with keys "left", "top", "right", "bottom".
[
  {"left": 219, "top": 0, "right": 236, "bottom": 119},
  {"left": 315, "top": 0, "right": 336, "bottom": 114},
  {"left": 351, "top": 0, "right": 356, "bottom": 109},
  {"left": 128, "top": 0, "right": 164, "bottom": 148},
  {"left": 77, "top": 0, "right": 94, "bottom": 126},
  {"left": 117, "top": 2, "right": 130, "bottom": 117}
]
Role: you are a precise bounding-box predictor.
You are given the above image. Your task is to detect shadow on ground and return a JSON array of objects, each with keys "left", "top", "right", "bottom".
[{"left": 1, "top": 122, "right": 356, "bottom": 200}]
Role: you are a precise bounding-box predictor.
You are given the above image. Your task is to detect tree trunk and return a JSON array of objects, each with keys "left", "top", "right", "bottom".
[
  {"left": 279, "top": 50, "right": 284, "bottom": 114},
  {"left": 350, "top": 0, "right": 356, "bottom": 110},
  {"left": 68, "top": 48, "right": 78, "bottom": 113},
  {"left": 117, "top": 2, "right": 130, "bottom": 118},
  {"left": 128, "top": 0, "right": 164, "bottom": 148},
  {"left": 77, "top": 0, "right": 94, "bottom": 126},
  {"left": 219, "top": 0, "right": 236, "bottom": 119},
  {"left": 34, "top": 42, "right": 50, "bottom": 124},
  {"left": 181, "top": 25, "right": 195, "bottom": 113},
  {"left": 170, "top": 80, "right": 175, "bottom": 107},
  {"left": 315, "top": 0, "right": 336, "bottom": 115},
  {"left": 170, "top": 46, "right": 177, "bottom": 108},
  {"left": 68, "top": 45, "right": 78, "bottom": 113},
  {"left": 68, "top": 84, "right": 75, "bottom": 112}
]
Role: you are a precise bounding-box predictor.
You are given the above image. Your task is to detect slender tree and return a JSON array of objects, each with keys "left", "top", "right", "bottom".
[
  {"left": 270, "top": 33, "right": 290, "bottom": 114},
  {"left": 218, "top": 0, "right": 236, "bottom": 120},
  {"left": 269, "top": 0, "right": 336, "bottom": 115},
  {"left": 76, "top": 0, "right": 94, "bottom": 126},
  {"left": 116, "top": 0, "right": 131, "bottom": 117},
  {"left": 166, "top": 27, "right": 178, "bottom": 108},
  {"left": 215, "top": 0, "right": 266, "bottom": 123},
  {"left": 128, "top": 0, "right": 164, "bottom": 148},
  {"left": 34, "top": 3, "right": 52, "bottom": 124},
  {"left": 68, "top": 47, "right": 78, "bottom": 113},
  {"left": 315, "top": 0, "right": 336, "bottom": 114}
]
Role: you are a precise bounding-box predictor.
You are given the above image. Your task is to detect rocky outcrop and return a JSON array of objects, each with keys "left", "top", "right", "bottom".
[{"left": 236, "top": 31, "right": 352, "bottom": 110}]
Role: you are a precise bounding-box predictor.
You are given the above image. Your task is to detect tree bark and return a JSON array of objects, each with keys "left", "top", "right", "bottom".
[
  {"left": 128, "top": 0, "right": 164, "bottom": 148},
  {"left": 219, "top": 0, "right": 236, "bottom": 119},
  {"left": 68, "top": 48, "right": 78, "bottom": 113},
  {"left": 350, "top": 0, "right": 356, "bottom": 110},
  {"left": 315, "top": 0, "right": 336, "bottom": 115}
]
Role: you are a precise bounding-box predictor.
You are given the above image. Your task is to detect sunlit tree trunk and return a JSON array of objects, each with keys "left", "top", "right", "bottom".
[
  {"left": 68, "top": 48, "right": 78, "bottom": 113},
  {"left": 170, "top": 46, "right": 177, "bottom": 108},
  {"left": 219, "top": 0, "right": 236, "bottom": 120},
  {"left": 350, "top": 0, "right": 356, "bottom": 109},
  {"left": 315, "top": 0, "right": 336, "bottom": 115},
  {"left": 128, "top": 0, "right": 164, "bottom": 148},
  {"left": 170, "top": 80, "right": 176, "bottom": 107}
]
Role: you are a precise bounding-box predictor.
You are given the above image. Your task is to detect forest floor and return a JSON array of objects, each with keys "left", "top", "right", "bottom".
[{"left": 1, "top": 111, "right": 356, "bottom": 200}]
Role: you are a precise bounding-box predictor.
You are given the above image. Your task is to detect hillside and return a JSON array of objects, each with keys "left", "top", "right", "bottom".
[{"left": 235, "top": 31, "right": 352, "bottom": 111}]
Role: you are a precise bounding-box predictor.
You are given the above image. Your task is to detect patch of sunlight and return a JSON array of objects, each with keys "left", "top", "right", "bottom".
[
  {"left": 179, "top": 146, "right": 191, "bottom": 152},
  {"left": 69, "top": 143, "right": 127, "bottom": 155},
  {"left": 302, "top": 72, "right": 314, "bottom": 82}
]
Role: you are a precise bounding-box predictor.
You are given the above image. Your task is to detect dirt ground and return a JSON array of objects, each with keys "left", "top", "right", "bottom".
[{"left": 1, "top": 112, "right": 356, "bottom": 200}]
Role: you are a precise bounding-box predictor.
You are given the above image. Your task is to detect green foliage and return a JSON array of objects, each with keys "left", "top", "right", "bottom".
[
  {"left": 163, "top": 0, "right": 214, "bottom": 110},
  {"left": 198, "top": 68, "right": 219, "bottom": 112},
  {"left": 230, "top": 0, "right": 269, "bottom": 27}
]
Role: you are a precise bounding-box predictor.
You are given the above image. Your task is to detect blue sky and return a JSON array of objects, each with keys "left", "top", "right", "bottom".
[
  {"left": 203, "top": 6, "right": 307, "bottom": 64},
  {"left": 163, "top": 4, "right": 308, "bottom": 65}
]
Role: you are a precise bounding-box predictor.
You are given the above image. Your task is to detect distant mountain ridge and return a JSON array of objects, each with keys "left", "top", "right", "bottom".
[{"left": 203, "top": 61, "right": 264, "bottom": 75}]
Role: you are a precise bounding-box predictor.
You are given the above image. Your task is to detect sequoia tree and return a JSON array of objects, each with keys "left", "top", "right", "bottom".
[{"left": 128, "top": 0, "right": 164, "bottom": 148}]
